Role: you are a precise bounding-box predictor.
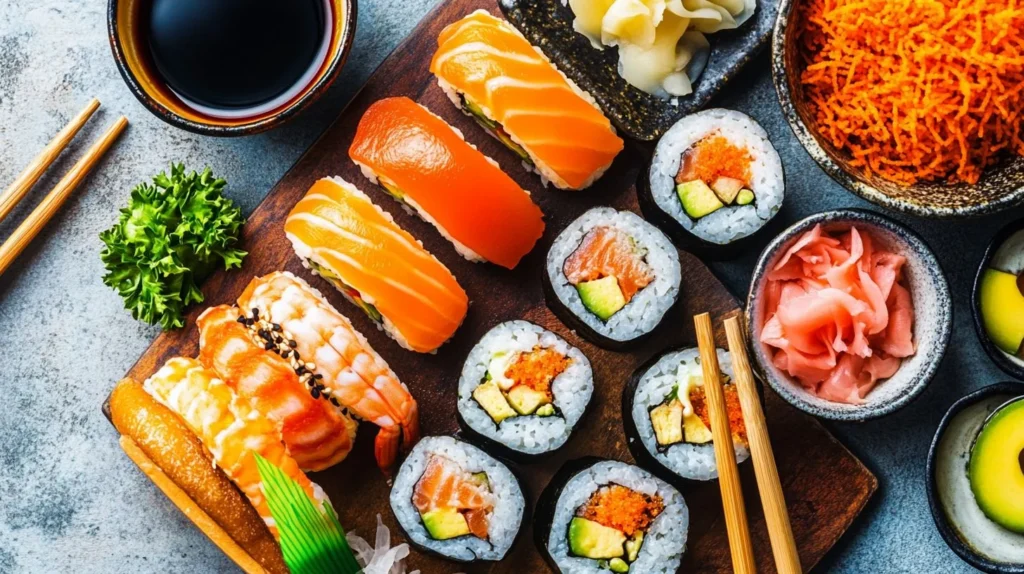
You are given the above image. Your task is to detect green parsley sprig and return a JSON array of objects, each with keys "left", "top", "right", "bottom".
[{"left": 100, "top": 163, "right": 247, "bottom": 330}]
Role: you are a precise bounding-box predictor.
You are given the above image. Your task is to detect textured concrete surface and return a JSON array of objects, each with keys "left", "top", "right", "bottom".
[{"left": 0, "top": 1, "right": 1017, "bottom": 573}]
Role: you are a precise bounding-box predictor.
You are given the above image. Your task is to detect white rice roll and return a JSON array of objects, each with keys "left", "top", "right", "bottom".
[
  {"left": 458, "top": 321, "right": 594, "bottom": 456},
  {"left": 389, "top": 436, "right": 525, "bottom": 562},
  {"left": 544, "top": 460, "right": 689, "bottom": 573},
  {"left": 630, "top": 347, "right": 750, "bottom": 481},
  {"left": 546, "top": 207, "right": 681, "bottom": 346},
  {"left": 649, "top": 108, "right": 784, "bottom": 245}
]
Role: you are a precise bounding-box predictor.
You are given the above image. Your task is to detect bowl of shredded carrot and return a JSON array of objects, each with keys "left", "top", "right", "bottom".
[{"left": 772, "top": 0, "right": 1024, "bottom": 218}]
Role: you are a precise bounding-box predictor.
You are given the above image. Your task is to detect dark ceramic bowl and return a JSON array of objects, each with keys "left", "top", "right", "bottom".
[
  {"left": 927, "top": 382, "right": 1024, "bottom": 573},
  {"left": 499, "top": 0, "right": 777, "bottom": 141},
  {"left": 745, "top": 209, "right": 952, "bottom": 420},
  {"left": 108, "top": 0, "right": 356, "bottom": 136},
  {"left": 972, "top": 219, "right": 1024, "bottom": 380},
  {"left": 771, "top": 0, "right": 1024, "bottom": 218}
]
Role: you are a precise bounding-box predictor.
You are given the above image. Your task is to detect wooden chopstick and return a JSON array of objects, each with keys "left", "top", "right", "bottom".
[
  {"left": 0, "top": 116, "right": 128, "bottom": 278},
  {"left": 725, "top": 314, "right": 802, "bottom": 574},
  {"left": 693, "top": 312, "right": 757, "bottom": 574},
  {"left": 0, "top": 98, "right": 100, "bottom": 224}
]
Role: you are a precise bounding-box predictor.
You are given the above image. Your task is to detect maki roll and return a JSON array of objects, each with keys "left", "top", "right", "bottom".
[
  {"left": 457, "top": 321, "right": 594, "bottom": 459},
  {"left": 536, "top": 459, "right": 688, "bottom": 574},
  {"left": 624, "top": 347, "right": 750, "bottom": 482},
  {"left": 639, "top": 109, "right": 784, "bottom": 256},
  {"left": 545, "top": 208, "right": 681, "bottom": 349},
  {"left": 390, "top": 436, "right": 525, "bottom": 562}
]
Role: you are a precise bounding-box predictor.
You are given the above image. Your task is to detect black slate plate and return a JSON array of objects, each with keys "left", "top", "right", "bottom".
[{"left": 499, "top": 0, "right": 777, "bottom": 141}]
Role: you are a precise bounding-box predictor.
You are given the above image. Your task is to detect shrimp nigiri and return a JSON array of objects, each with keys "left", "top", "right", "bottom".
[
  {"left": 143, "top": 357, "right": 330, "bottom": 538},
  {"left": 197, "top": 305, "right": 358, "bottom": 472},
  {"left": 239, "top": 272, "right": 420, "bottom": 473}
]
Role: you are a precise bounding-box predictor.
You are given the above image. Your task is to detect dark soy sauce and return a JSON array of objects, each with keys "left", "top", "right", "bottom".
[{"left": 146, "top": 0, "right": 326, "bottom": 110}]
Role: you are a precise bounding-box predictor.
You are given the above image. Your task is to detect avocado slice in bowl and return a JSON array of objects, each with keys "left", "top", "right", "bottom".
[
  {"left": 970, "top": 396, "right": 1024, "bottom": 534},
  {"left": 974, "top": 221, "right": 1024, "bottom": 380}
]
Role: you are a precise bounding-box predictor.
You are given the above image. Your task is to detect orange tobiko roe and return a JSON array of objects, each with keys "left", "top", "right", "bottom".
[
  {"left": 676, "top": 134, "right": 753, "bottom": 186},
  {"left": 579, "top": 485, "right": 665, "bottom": 537},
  {"left": 504, "top": 347, "right": 571, "bottom": 397}
]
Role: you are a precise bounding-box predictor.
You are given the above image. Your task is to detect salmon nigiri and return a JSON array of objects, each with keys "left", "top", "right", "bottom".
[
  {"left": 285, "top": 177, "right": 469, "bottom": 353},
  {"left": 238, "top": 272, "right": 421, "bottom": 473},
  {"left": 197, "top": 305, "right": 358, "bottom": 472},
  {"left": 430, "top": 10, "right": 624, "bottom": 190},
  {"left": 143, "top": 357, "right": 331, "bottom": 538},
  {"left": 349, "top": 97, "right": 545, "bottom": 270}
]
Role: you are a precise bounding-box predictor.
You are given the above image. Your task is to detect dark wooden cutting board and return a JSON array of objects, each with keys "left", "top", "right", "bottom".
[{"left": 108, "top": 0, "right": 877, "bottom": 571}]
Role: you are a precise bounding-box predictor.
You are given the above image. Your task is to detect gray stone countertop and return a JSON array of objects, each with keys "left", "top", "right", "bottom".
[{"left": 0, "top": 1, "right": 1017, "bottom": 572}]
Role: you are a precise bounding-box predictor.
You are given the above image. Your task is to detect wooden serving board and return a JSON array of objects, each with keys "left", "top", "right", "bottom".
[{"left": 110, "top": 0, "right": 877, "bottom": 571}]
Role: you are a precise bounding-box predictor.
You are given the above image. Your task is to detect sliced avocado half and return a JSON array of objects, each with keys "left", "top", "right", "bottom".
[
  {"left": 473, "top": 380, "right": 517, "bottom": 424},
  {"left": 969, "top": 397, "right": 1024, "bottom": 533},
  {"left": 421, "top": 507, "right": 470, "bottom": 540},
  {"left": 577, "top": 276, "right": 627, "bottom": 321},
  {"left": 677, "top": 180, "right": 724, "bottom": 219},
  {"left": 979, "top": 268, "right": 1024, "bottom": 358},
  {"left": 568, "top": 517, "right": 626, "bottom": 560}
]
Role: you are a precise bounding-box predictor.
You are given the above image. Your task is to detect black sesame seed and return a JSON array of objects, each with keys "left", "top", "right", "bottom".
[
  {"left": 264, "top": 342, "right": 275, "bottom": 350},
  {"left": 314, "top": 373, "right": 323, "bottom": 380},
  {"left": 311, "top": 388, "right": 321, "bottom": 399},
  {"left": 251, "top": 308, "right": 259, "bottom": 319},
  {"left": 330, "top": 397, "right": 340, "bottom": 406},
  {"left": 272, "top": 323, "right": 282, "bottom": 332},
  {"left": 288, "top": 340, "right": 297, "bottom": 348},
  {"left": 236, "top": 315, "right": 246, "bottom": 323},
  {"left": 281, "top": 350, "right": 290, "bottom": 359}
]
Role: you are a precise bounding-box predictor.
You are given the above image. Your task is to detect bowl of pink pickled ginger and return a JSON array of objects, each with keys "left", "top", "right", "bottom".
[{"left": 746, "top": 209, "right": 952, "bottom": 420}]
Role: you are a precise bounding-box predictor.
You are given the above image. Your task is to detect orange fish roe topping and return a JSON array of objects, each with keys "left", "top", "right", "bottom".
[
  {"left": 676, "top": 134, "right": 753, "bottom": 186},
  {"left": 505, "top": 347, "right": 571, "bottom": 397},
  {"left": 690, "top": 384, "right": 748, "bottom": 443},
  {"left": 794, "top": 0, "right": 1024, "bottom": 185},
  {"left": 578, "top": 485, "right": 665, "bottom": 537}
]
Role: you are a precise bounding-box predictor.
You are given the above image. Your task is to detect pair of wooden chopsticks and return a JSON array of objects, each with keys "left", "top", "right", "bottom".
[
  {"left": 694, "top": 312, "right": 802, "bottom": 574},
  {"left": 0, "top": 99, "right": 128, "bottom": 277}
]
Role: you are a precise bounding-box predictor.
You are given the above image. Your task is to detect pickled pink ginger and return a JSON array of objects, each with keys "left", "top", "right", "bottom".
[{"left": 760, "top": 224, "right": 915, "bottom": 404}]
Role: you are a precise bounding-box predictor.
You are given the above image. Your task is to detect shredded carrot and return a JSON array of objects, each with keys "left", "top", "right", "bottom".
[
  {"left": 505, "top": 347, "right": 571, "bottom": 396},
  {"left": 579, "top": 485, "right": 665, "bottom": 537},
  {"left": 794, "top": 0, "right": 1024, "bottom": 185},
  {"left": 676, "top": 134, "right": 753, "bottom": 186}
]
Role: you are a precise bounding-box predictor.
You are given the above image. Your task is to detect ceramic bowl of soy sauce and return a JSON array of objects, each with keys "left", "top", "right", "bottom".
[{"left": 109, "top": 0, "right": 356, "bottom": 136}]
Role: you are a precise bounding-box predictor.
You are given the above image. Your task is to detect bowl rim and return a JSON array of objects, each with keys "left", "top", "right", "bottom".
[
  {"left": 971, "top": 218, "right": 1024, "bottom": 381},
  {"left": 925, "top": 381, "right": 1024, "bottom": 574},
  {"left": 770, "top": 0, "right": 1024, "bottom": 219},
  {"left": 106, "top": 0, "right": 357, "bottom": 137},
  {"left": 744, "top": 208, "right": 952, "bottom": 421}
]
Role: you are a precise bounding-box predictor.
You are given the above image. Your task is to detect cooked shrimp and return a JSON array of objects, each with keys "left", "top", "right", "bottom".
[
  {"left": 239, "top": 272, "right": 420, "bottom": 472},
  {"left": 143, "top": 357, "right": 330, "bottom": 538},
  {"left": 197, "top": 305, "right": 358, "bottom": 472}
]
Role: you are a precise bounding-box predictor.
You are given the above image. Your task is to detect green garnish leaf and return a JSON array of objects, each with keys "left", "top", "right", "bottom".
[
  {"left": 99, "top": 163, "right": 247, "bottom": 330},
  {"left": 254, "top": 453, "right": 361, "bottom": 574}
]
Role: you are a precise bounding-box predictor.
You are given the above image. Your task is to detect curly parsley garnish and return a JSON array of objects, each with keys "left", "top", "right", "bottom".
[{"left": 100, "top": 164, "right": 247, "bottom": 330}]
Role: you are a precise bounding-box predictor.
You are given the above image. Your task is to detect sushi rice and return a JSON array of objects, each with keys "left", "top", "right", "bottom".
[
  {"left": 458, "top": 321, "right": 594, "bottom": 455},
  {"left": 546, "top": 460, "right": 688, "bottom": 574},
  {"left": 547, "top": 207, "right": 681, "bottom": 344},
  {"left": 631, "top": 347, "right": 751, "bottom": 481},
  {"left": 649, "top": 108, "right": 784, "bottom": 245},
  {"left": 390, "top": 436, "right": 525, "bottom": 562}
]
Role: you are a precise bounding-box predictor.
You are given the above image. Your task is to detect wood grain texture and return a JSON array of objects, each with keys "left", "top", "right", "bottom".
[
  {"left": 112, "top": 0, "right": 877, "bottom": 571},
  {"left": 726, "top": 316, "right": 802, "bottom": 574},
  {"left": 0, "top": 98, "right": 100, "bottom": 224},
  {"left": 695, "top": 313, "right": 756, "bottom": 574}
]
